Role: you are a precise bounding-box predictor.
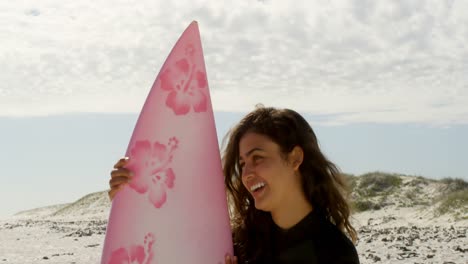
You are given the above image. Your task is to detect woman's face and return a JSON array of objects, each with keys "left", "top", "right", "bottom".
[{"left": 239, "top": 132, "right": 302, "bottom": 212}]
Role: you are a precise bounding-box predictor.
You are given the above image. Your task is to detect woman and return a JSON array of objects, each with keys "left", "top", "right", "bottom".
[{"left": 109, "top": 106, "right": 359, "bottom": 264}]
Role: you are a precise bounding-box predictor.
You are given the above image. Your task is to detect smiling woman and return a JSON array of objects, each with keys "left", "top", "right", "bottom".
[
  {"left": 108, "top": 105, "right": 359, "bottom": 264},
  {"left": 222, "top": 106, "right": 359, "bottom": 264}
]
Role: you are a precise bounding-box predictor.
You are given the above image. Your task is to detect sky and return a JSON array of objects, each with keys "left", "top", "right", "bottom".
[{"left": 1, "top": 0, "right": 468, "bottom": 217}]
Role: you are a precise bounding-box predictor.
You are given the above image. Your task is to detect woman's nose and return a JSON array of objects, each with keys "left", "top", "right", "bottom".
[{"left": 242, "top": 163, "right": 254, "bottom": 179}]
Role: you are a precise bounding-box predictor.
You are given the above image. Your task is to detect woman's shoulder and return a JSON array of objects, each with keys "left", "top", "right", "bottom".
[
  {"left": 316, "top": 217, "right": 354, "bottom": 243},
  {"left": 312, "top": 217, "right": 360, "bottom": 263},
  {"left": 275, "top": 210, "right": 359, "bottom": 264},
  {"left": 273, "top": 220, "right": 360, "bottom": 264}
]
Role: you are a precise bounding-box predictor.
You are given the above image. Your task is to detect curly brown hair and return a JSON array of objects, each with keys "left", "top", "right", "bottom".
[{"left": 222, "top": 106, "right": 357, "bottom": 263}]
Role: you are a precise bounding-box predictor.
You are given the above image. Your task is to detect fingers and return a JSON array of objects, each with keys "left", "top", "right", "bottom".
[
  {"left": 109, "top": 176, "right": 130, "bottom": 188},
  {"left": 108, "top": 179, "right": 128, "bottom": 201},
  {"left": 108, "top": 185, "right": 123, "bottom": 201},
  {"left": 109, "top": 157, "right": 132, "bottom": 201},
  {"left": 225, "top": 255, "right": 238, "bottom": 264},
  {"left": 110, "top": 167, "right": 132, "bottom": 179},
  {"left": 110, "top": 166, "right": 132, "bottom": 189},
  {"left": 113, "top": 157, "right": 130, "bottom": 169}
]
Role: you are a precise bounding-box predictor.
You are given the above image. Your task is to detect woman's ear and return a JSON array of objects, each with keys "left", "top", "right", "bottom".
[{"left": 289, "top": 146, "right": 304, "bottom": 170}]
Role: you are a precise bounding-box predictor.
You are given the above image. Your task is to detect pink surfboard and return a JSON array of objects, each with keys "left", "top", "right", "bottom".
[{"left": 101, "top": 21, "right": 233, "bottom": 264}]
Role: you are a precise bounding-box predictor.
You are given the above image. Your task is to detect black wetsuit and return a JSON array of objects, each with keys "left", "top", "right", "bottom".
[{"left": 254, "top": 210, "right": 360, "bottom": 264}]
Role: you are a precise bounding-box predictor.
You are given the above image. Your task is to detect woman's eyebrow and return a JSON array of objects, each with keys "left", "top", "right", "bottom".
[{"left": 239, "top": 147, "right": 264, "bottom": 161}]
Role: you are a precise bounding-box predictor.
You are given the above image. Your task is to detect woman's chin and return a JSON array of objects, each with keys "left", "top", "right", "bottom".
[{"left": 254, "top": 200, "right": 271, "bottom": 212}]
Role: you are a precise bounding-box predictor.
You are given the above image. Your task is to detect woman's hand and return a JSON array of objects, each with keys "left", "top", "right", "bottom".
[
  {"left": 108, "top": 157, "right": 133, "bottom": 200},
  {"left": 225, "top": 255, "right": 238, "bottom": 264}
]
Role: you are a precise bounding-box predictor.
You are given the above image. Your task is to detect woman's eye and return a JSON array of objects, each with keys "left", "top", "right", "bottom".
[
  {"left": 239, "top": 162, "right": 245, "bottom": 169},
  {"left": 253, "top": 156, "right": 263, "bottom": 162}
]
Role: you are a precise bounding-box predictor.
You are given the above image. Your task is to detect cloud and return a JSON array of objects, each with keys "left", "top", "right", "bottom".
[
  {"left": 0, "top": 0, "right": 467, "bottom": 125},
  {"left": 25, "top": 8, "right": 41, "bottom": 16}
]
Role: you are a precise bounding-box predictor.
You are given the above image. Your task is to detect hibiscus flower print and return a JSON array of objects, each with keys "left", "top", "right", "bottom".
[
  {"left": 128, "top": 137, "right": 178, "bottom": 208},
  {"left": 108, "top": 233, "right": 156, "bottom": 264},
  {"left": 160, "top": 44, "right": 208, "bottom": 115}
]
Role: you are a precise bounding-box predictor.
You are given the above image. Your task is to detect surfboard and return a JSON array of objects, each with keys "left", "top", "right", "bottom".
[{"left": 101, "top": 21, "right": 233, "bottom": 264}]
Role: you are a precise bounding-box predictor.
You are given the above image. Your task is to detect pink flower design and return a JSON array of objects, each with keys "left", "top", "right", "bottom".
[
  {"left": 128, "top": 137, "right": 178, "bottom": 208},
  {"left": 108, "top": 233, "right": 156, "bottom": 264},
  {"left": 160, "top": 44, "right": 208, "bottom": 115}
]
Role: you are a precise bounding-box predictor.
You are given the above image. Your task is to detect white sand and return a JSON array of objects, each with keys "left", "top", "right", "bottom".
[{"left": 1, "top": 175, "right": 467, "bottom": 264}]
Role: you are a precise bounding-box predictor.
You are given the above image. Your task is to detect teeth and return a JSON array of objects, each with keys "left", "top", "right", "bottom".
[{"left": 250, "top": 182, "right": 265, "bottom": 192}]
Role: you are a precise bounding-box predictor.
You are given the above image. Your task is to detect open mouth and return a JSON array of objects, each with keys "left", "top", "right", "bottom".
[{"left": 250, "top": 182, "right": 266, "bottom": 193}]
